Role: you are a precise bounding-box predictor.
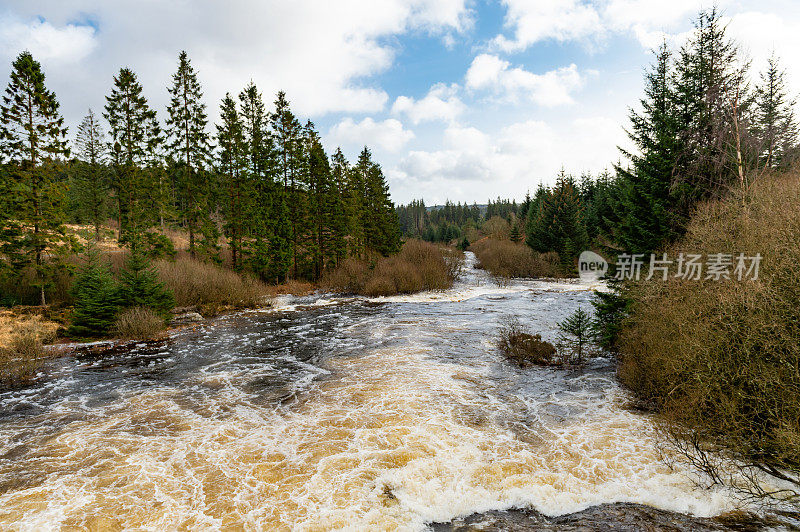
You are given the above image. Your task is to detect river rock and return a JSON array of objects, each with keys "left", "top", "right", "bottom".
[{"left": 169, "top": 311, "right": 204, "bottom": 326}]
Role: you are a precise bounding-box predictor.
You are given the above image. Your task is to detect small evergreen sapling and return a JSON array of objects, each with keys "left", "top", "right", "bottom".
[
  {"left": 557, "top": 307, "right": 594, "bottom": 364},
  {"left": 68, "top": 248, "right": 120, "bottom": 337},
  {"left": 118, "top": 249, "right": 174, "bottom": 318}
]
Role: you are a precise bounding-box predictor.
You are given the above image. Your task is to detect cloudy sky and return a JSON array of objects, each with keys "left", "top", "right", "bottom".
[{"left": 2, "top": 1, "right": 799, "bottom": 204}]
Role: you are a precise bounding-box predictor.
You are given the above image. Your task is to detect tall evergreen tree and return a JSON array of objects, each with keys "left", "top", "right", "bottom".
[
  {"left": 216, "top": 93, "right": 248, "bottom": 270},
  {"left": 614, "top": 43, "right": 682, "bottom": 254},
  {"left": 104, "top": 68, "right": 162, "bottom": 247},
  {"left": 753, "top": 54, "right": 798, "bottom": 169},
  {"left": 165, "top": 51, "right": 213, "bottom": 257},
  {"left": 0, "top": 51, "right": 69, "bottom": 305},
  {"left": 73, "top": 109, "right": 110, "bottom": 241}
]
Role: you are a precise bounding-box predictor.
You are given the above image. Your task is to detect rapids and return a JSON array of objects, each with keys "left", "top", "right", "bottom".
[{"left": 0, "top": 253, "right": 748, "bottom": 530}]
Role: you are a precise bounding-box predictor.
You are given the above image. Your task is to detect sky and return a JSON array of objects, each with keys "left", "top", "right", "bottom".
[{"left": 1, "top": 1, "right": 799, "bottom": 205}]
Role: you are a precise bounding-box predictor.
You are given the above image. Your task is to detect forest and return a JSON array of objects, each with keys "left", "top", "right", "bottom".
[{"left": 0, "top": 50, "right": 401, "bottom": 330}]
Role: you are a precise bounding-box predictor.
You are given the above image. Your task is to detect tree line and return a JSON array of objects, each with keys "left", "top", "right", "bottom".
[
  {"left": 0, "top": 50, "right": 401, "bottom": 305},
  {"left": 401, "top": 8, "right": 798, "bottom": 268}
]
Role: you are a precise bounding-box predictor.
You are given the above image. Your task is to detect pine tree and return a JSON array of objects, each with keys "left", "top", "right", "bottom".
[
  {"left": 510, "top": 222, "right": 521, "bottom": 243},
  {"left": 118, "top": 249, "right": 174, "bottom": 317},
  {"left": 672, "top": 7, "right": 749, "bottom": 208},
  {"left": 356, "top": 147, "right": 400, "bottom": 256},
  {"left": 165, "top": 51, "right": 213, "bottom": 257},
  {"left": 327, "top": 149, "right": 349, "bottom": 267},
  {"left": 73, "top": 109, "right": 110, "bottom": 241},
  {"left": 614, "top": 43, "right": 682, "bottom": 254},
  {"left": 557, "top": 307, "right": 594, "bottom": 364},
  {"left": 266, "top": 187, "right": 291, "bottom": 284},
  {"left": 104, "top": 68, "right": 162, "bottom": 247},
  {"left": 216, "top": 93, "right": 248, "bottom": 270},
  {"left": 270, "top": 91, "right": 303, "bottom": 276},
  {"left": 0, "top": 51, "right": 70, "bottom": 305},
  {"left": 68, "top": 247, "right": 120, "bottom": 337},
  {"left": 526, "top": 172, "right": 587, "bottom": 268},
  {"left": 754, "top": 54, "right": 798, "bottom": 169}
]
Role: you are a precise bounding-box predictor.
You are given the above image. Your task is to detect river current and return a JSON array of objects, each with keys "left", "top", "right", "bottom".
[{"left": 0, "top": 253, "right": 744, "bottom": 530}]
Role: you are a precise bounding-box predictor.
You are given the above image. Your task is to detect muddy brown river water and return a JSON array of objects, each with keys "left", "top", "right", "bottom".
[{"left": 0, "top": 253, "right": 788, "bottom": 530}]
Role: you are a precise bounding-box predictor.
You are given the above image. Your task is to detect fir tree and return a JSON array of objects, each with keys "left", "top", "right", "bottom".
[
  {"left": 614, "top": 43, "right": 682, "bottom": 254},
  {"left": 104, "top": 68, "right": 162, "bottom": 246},
  {"left": 68, "top": 247, "right": 120, "bottom": 337},
  {"left": 557, "top": 307, "right": 594, "bottom": 364},
  {"left": 216, "top": 93, "right": 248, "bottom": 270},
  {"left": 118, "top": 249, "right": 174, "bottom": 317},
  {"left": 510, "top": 222, "right": 522, "bottom": 243},
  {"left": 754, "top": 54, "right": 798, "bottom": 169},
  {"left": 73, "top": 109, "right": 110, "bottom": 241},
  {"left": 165, "top": 51, "right": 213, "bottom": 257},
  {"left": 0, "top": 51, "right": 70, "bottom": 305}
]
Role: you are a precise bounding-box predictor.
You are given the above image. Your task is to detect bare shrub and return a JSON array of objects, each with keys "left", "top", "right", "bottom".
[
  {"left": 498, "top": 318, "right": 558, "bottom": 366},
  {"left": 471, "top": 238, "right": 562, "bottom": 279},
  {"left": 321, "top": 240, "right": 462, "bottom": 296},
  {"left": 113, "top": 306, "right": 165, "bottom": 340},
  {"left": 156, "top": 257, "right": 268, "bottom": 311},
  {"left": 618, "top": 169, "right": 800, "bottom": 501}
]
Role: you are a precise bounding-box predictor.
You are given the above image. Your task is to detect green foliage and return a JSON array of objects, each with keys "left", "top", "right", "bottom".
[
  {"left": 72, "top": 109, "right": 110, "bottom": 239},
  {"left": 68, "top": 248, "right": 120, "bottom": 337},
  {"left": 591, "top": 279, "right": 631, "bottom": 352},
  {"left": 165, "top": 51, "right": 213, "bottom": 258},
  {"left": 118, "top": 250, "right": 174, "bottom": 317},
  {"left": 557, "top": 307, "right": 594, "bottom": 364},
  {"left": 0, "top": 51, "right": 70, "bottom": 305},
  {"left": 526, "top": 171, "right": 588, "bottom": 269}
]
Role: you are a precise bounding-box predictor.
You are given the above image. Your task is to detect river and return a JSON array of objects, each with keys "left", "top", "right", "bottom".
[{"left": 0, "top": 252, "right": 756, "bottom": 530}]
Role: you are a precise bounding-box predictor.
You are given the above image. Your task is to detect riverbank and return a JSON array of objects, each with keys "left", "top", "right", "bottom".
[{"left": 615, "top": 170, "right": 800, "bottom": 502}]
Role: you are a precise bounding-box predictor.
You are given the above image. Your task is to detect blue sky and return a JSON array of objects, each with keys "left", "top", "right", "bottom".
[{"left": 1, "top": 1, "right": 799, "bottom": 204}]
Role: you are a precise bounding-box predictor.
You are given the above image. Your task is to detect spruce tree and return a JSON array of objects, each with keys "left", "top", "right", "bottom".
[
  {"left": 68, "top": 247, "right": 120, "bottom": 337},
  {"left": 73, "top": 109, "right": 110, "bottom": 241},
  {"left": 0, "top": 51, "right": 70, "bottom": 305},
  {"left": 118, "top": 249, "right": 174, "bottom": 317},
  {"left": 216, "top": 93, "right": 248, "bottom": 270},
  {"left": 104, "top": 68, "right": 162, "bottom": 247},
  {"left": 270, "top": 92, "right": 304, "bottom": 276},
  {"left": 327, "top": 149, "right": 349, "bottom": 267},
  {"left": 754, "top": 54, "right": 798, "bottom": 169},
  {"left": 614, "top": 43, "right": 682, "bottom": 254},
  {"left": 165, "top": 51, "right": 213, "bottom": 257},
  {"left": 510, "top": 222, "right": 522, "bottom": 243}
]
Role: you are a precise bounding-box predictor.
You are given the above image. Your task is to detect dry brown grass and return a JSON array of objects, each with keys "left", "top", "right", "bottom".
[
  {"left": 113, "top": 306, "right": 166, "bottom": 340},
  {"left": 321, "top": 240, "right": 463, "bottom": 296},
  {"left": 0, "top": 313, "right": 59, "bottom": 388},
  {"left": 156, "top": 257, "right": 270, "bottom": 312},
  {"left": 471, "top": 238, "right": 563, "bottom": 279},
  {"left": 618, "top": 171, "right": 800, "bottom": 498}
]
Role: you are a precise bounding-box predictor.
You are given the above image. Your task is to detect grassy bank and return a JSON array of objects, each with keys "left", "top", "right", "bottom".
[
  {"left": 470, "top": 238, "right": 562, "bottom": 279},
  {"left": 0, "top": 313, "right": 60, "bottom": 388},
  {"left": 617, "top": 172, "right": 800, "bottom": 497},
  {"left": 321, "top": 240, "right": 462, "bottom": 296}
]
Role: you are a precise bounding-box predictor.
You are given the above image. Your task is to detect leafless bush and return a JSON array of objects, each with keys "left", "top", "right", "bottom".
[
  {"left": 498, "top": 318, "right": 559, "bottom": 366},
  {"left": 471, "top": 238, "right": 562, "bottom": 279},
  {"left": 113, "top": 306, "right": 165, "bottom": 340}
]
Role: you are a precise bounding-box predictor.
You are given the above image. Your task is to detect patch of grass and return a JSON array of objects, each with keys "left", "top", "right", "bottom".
[
  {"left": 617, "top": 170, "right": 800, "bottom": 499},
  {"left": 156, "top": 256, "right": 269, "bottom": 312},
  {"left": 498, "top": 318, "right": 559, "bottom": 366},
  {"left": 113, "top": 306, "right": 166, "bottom": 340},
  {"left": 321, "top": 240, "right": 463, "bottom": 296},
  {"left": 471, "top": 238, "right": 563, "bottom": 279},
  {"left": 0, "top": 314, "right": 58, "bottom": 389}
]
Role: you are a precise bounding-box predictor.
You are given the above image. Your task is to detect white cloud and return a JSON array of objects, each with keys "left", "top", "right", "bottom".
[
  {"left": 329, "top": 117, "right": 415, "bottom": 153},
  {"left": 391, "top": 117, "right": 628, "bottom": 203},
  {"left": 0, "top": 17, "right": 97, "bottom": 63},
  {"left": 491, "top": 0, "right": 602, "bottom": 51},
  {"left": 465, "top": 54, "right": 584, "bottom": 106},
  {"left": 392, "top": 83, "right": 465, "bottom": 124},
  {"left": 0, "top": 0, "right": 472, "bottom": 128},
  {"left": 491, "top": 0, "right": 732, "bottom": 51}
]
